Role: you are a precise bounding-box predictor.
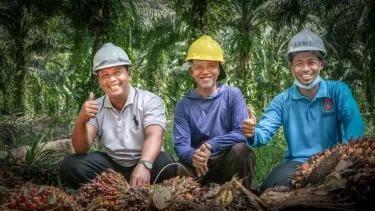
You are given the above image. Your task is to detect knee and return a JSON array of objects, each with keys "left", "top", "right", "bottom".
[
  {"left": 176, "top": 162, "right": 195, "bottom": 177},
  {"left": 230, "top": 143, "right": 255, "bottom": 159},
  {"left": 154, "top": 152, "right": 177, "bottom": 173},
  {"left": 152, "top": 152, "right": 177, "bottom": 183},
  {"left": 59, "top": 153, "right": 89, "bottom": 177},
  {"left": 59, "top": 154, "right": 77, "bottom": 172},
  {"left": 154, "top": 151, "right": 176, "bottom": 166}
]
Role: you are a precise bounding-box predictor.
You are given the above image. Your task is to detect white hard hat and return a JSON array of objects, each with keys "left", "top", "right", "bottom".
[
  {"left": 287, "top": 28, "right": 327, "bottom": 60},
  {"left": 92, "top": 43, "right": 132, "bottom": 74}
]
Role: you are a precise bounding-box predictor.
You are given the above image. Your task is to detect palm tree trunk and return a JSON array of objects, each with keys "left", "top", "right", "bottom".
[
  {"left": 88, "top": 0, "right": 110, "bottom": 93},
  {"left": 14, "top": 39, "right": 27, "bottom": 114}
]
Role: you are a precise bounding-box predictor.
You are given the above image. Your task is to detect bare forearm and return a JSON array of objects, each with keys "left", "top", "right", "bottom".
[
  {"left": 72, "top": 118, "right": 92, "bottom": 154},
  {"left": 140, "top": 136, "right": 162, "bottom": 163}
]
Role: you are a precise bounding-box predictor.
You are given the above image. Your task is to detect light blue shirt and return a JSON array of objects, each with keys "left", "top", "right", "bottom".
[{"left": 247, "top": 80, "right": 365, "bottom": 162}]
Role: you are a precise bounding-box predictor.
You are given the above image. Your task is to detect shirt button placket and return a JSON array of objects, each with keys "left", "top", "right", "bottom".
[{"left": 117, "top": 116, "right": 122, "bottom": 131}]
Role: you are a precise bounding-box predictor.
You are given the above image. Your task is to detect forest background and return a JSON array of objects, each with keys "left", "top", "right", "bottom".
[{"left": 0, "top": 0, "right": 374, "bottom": 186}]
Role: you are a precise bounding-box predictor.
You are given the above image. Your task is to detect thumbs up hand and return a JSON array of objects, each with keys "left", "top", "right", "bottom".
[
  {"left": 242, "top": 107, "right": 257, "bottom": 138},
  {"left": 88, "top": 92, "right": 94, "bottom": 101},
  {"left": 79, "top": 92, "right": 98, "bottom": 122}
]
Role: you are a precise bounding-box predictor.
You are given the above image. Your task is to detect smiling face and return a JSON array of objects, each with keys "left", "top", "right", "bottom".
[
  {"left": 291, "top": 51, "right": 323, "bottom": 85},
  {"left": 97, "top": 65, "right": 131, "bottom": 100},
  {"left": 189, "top": 60, "right": 220, "bottom": 95}
]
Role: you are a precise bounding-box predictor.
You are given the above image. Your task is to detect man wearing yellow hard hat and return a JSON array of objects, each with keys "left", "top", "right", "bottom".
[{"left": 173, "top": 35, "right": 256, "bottom": 190}]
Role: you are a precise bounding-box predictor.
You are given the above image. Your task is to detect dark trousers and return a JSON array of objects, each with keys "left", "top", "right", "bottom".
[
  {"left": 177, "top": 143, "right": 256, "bottom": 190},
  {"left": 260, "top": 161, "right": 302, "bottom": 192},
  {"left": 59, "top": 151, "right": 177, "bottom": 189}
]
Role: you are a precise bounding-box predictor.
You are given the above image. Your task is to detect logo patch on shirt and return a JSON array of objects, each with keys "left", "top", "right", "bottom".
[{"left": 323, "top": 98, "right": 333, "bottom": 112}]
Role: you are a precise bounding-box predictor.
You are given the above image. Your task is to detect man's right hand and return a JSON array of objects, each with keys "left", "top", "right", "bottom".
[
  {"left": 242, "top": 107, "right": 257, "bottom": 138},
  {"left": 78, "top": 92, "right": 98, "bottom": 122}
]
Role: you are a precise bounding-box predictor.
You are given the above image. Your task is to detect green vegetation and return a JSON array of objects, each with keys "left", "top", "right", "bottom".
[{"left": 0, "top": 0, "right": 374, "bottom": 187}]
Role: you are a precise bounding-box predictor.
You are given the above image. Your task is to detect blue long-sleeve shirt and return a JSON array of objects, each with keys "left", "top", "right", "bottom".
[
  {"left": 173, "top": 83, "right": 248, "bottom": 165},
  {"left": 247, "top": 80, "right": 365, "bottom": 162}
]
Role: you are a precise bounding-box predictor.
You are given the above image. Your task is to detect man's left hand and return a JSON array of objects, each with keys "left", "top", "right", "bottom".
[{"left": 130, "top": 163, "right": 151, "bottom": 186}]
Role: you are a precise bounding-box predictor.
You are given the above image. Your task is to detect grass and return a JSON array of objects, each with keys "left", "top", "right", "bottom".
[{"left": 162, "top": 126, "right": 287, "bottom": 186}]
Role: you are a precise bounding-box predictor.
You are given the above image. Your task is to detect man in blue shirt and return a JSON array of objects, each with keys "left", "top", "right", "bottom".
[
  {"left": 242, "top": 29, "right": 365, "bottom": 192},
  {"left": 173, "top": 35, "right": 256, "bottom": 190}
]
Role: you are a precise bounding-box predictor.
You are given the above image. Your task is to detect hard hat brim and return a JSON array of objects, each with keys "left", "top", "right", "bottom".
[
  {"left": 287, "top": 47, "right": 327, "bottom": 58},
  {"left": 93, "top": 62, "right": 131, "bottom": 75},
  {"left": 185, "top": 57, "right": 225, "bottom": 63}
]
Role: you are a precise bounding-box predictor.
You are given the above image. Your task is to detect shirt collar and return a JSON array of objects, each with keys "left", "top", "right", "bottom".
[
  {"left": 192, "top": 83, "right": 225, "bottom": 99},
  {"left": 291, "top": 80, "right": 328, "bottom": 100},
  {"left": 314, "top": 80, "right": 328, "bottom": 99},
  {"left": 125, "top": 85, "right": 136, "bottom": 107},
  {"left": 103, "top": 85, "right": 135, "bottom": 108}
]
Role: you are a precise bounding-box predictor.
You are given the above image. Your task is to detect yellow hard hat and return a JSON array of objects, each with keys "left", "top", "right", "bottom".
[{"left": 185, "top": 35, "right": 224, "bottom": 63}]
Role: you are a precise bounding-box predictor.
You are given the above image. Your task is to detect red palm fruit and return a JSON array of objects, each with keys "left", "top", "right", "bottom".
[
  {"left": 27, "top": 202, "right": 37, "bottom": 210},
  {"left": 40, "top": 194, "right": 47, "bottom": 203},
  {"left": 295, "top": 175, "right": 304, "bottom": 180},
  {"left": 36, "top": 202, "right": 45, "bottom": 210},
  {"left": 364, "top": 147, "right": 372, "bottom": 155},
  {"left": 301, "top": 162, "right": 310, "bottom": 170},
  {"left": 18, "top": 203, "right": 26, "bottom": 210},
  {"left": 19, "top": 195, "right": 28, "bottom": 203},
  {"left": 7, "top": 199, "right": 16, "bottom": 209},
  {"left": 354, "top": 148, "right": 363, "bottom": 156},
  {"left": 31, "top": 196, "right": 41, "bottom": 203},
  {"left": 324, "top": 149, "right": 332, "bottom": 156},
  {"left": 361, "top": 141, "right": 369, "bottom": 147},
  {"left": 349, "top": 137, "right": 356, "bottom": 144}
]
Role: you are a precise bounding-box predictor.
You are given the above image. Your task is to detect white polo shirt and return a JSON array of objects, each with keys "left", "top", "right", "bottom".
[{"left": 88, "top": 85, "right": 166, "bottom": 167}]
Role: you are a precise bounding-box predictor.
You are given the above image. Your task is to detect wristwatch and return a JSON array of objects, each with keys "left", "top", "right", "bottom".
[{"left": 138, "top": 160, "right": 153, "bottom": 171}]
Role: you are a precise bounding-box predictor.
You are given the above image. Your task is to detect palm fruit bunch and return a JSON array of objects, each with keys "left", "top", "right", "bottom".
[
  {"left": 118, "top": 186, "right": 151, "bottom": 210},
  {"left": 202, "top": 178, "right": 265, "bottom": 210},
  {"left": 161, "top": 176, "right": 201, "bottom": 200},
  {"left": 292, "top": 136, "right": 375, "bottom": 188},
  {"left": 4, "top": 183, "right": 80, "bottom": 210},
  {"left": 75, "top": 169, "right": 129, "bottom": 210},
  {"left": 150, "top": 176, "right": 202, "bottom": 210}
]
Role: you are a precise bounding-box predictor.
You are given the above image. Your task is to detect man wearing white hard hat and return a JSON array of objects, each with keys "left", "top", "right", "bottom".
[
  {"left": 60, "top": 43, "right": 176, "bottom": 189},
  {"left": 242, "top": 29, "right": 364, "bottom": 192}
]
